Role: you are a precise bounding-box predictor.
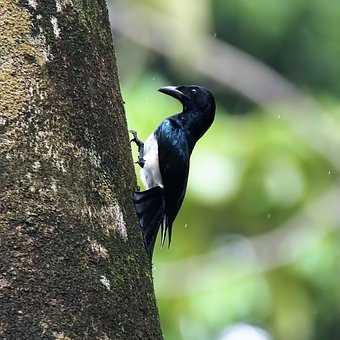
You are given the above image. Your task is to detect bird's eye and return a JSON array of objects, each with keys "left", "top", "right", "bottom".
[{"left": 191, "top": 89, "right": 197, "bottom": 94}]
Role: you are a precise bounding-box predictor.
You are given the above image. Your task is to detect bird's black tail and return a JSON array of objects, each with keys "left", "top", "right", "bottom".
[{"left": 133, "top": 186, "right": 166, "bottom": 258}]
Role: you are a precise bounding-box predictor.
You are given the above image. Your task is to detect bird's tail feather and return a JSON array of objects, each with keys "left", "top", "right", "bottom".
[
  {"left": 160, "top": 215, "right": 172, "bottom": 248},
  {"left": 133, "top": 186, "right": 165, "bottom": 258}
]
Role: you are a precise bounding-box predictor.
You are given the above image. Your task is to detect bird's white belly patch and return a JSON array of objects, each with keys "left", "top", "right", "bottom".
[{"left": 141, "top": 133, "right": 163, "bottom": 189}]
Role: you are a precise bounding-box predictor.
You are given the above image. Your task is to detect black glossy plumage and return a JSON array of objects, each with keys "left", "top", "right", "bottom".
[
  {"left": 132, "top": 85, "right": 215, "bottom": 259},
  {"left": 155, "top": 117, "right": 190, "bottom": 246},
  {"left": 133, "top": 186, "right": 165, "bottom": 258}
]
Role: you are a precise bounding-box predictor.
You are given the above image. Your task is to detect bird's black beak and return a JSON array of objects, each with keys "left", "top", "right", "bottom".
[{"left": 158, "top": 86, "right": 189, "bottom": 103}]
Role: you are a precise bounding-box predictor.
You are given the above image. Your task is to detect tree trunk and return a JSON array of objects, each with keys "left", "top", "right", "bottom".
[{"left": 0, "top": 1, "right": 163, "bottom": 339}]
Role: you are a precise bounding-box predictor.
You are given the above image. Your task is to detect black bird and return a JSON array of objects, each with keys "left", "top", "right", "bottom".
[{"left": 130, "top": 85, "right": 215, "bottom": 258}]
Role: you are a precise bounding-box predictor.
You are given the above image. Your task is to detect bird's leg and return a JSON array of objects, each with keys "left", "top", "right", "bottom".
[{"left": 129, "top": 130, "right": 145, "bottom": 168}]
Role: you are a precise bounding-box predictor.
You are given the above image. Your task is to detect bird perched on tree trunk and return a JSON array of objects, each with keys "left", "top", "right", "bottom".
[{"left": 130, "top": 85, "right": 215, "bottom": 258}]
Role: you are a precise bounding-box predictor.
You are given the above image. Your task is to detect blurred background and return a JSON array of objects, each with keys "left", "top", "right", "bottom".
[{"left": 108, "top": 1, "right": 340, "bottom": 339}]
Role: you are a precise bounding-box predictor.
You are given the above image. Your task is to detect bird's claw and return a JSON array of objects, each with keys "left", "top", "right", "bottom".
[
  {"left": 129, "top": 130, "right": 143, "bottom": 148},
  {"left": 129, "top": 130, "right": 145, "bottom": 168}
]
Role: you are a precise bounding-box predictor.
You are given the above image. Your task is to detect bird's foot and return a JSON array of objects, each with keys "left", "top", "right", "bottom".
[
  {"left": 135, "top": 159, "right": 145, "bottom": 168},
  {"left": 129, "top": 130, "right": 144, "bottom": 149},
  {"left": 129, "top": 130, "right": 145, "bottom": 168}
]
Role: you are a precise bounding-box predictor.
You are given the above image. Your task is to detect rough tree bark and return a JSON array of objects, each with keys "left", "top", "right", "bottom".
[{"left": 0, "top": 1, "right": 163, "bottom": 339}]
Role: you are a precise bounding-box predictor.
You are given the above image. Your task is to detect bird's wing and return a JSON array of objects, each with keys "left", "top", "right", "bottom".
[{"left": 155, "top": 118, "right": 190, "bottom": 246}]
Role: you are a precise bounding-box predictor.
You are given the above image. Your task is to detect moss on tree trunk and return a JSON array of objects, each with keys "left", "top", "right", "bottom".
[{"left": 0, "top": 1, "right": 163, "bottom": 339}]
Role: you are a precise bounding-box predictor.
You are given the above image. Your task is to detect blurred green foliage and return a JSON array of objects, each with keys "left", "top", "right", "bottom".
[
  {"left": 214, "top": 0, "right": 340, "bottom": 95},
  {"left": 112, "top": 1, "right": 340, "bottom": 339}
]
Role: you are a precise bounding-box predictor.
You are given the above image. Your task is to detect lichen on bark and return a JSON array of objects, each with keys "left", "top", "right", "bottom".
[{"left": 0, "top": 1, "right": 163, "bottom": 339}]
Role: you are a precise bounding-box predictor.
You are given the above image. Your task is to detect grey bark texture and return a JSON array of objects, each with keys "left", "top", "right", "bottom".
[{"left": 0, "top": 1, "right": 163, "bottom": 339}]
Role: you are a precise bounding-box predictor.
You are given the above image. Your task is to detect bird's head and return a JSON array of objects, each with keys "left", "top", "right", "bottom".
[
  {"left": 159, "top": 85, "right": 215, "bottom": 115},
  {"left": 159, "top": 85, "right": 215, "bottom": 140}
]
